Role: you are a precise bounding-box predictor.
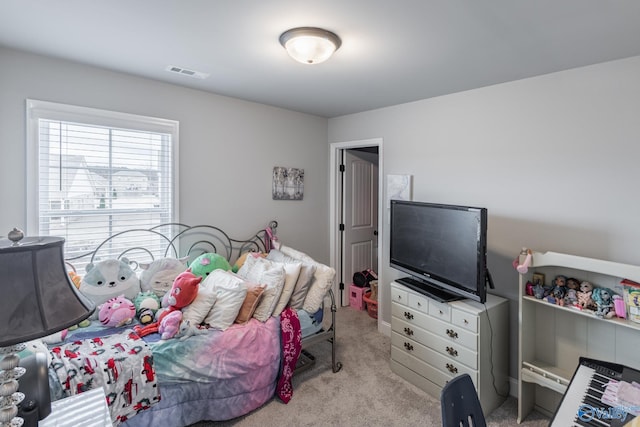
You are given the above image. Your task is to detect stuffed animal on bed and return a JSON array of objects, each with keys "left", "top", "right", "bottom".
[
  {"left": 189, "top": 253, "right": 231, "bottom": 279},
  {"left": 134, "top": 270, "right": 202, "bottom": 337},
  {"left": 79, "top": 257, "right": 141, "bottom": 319},
  {"left": 133, "top": 291, "right": 162, "bottom": 325},
  {"left": 158, "top": 310, "right": 183, "bottom": 340},
  {"left": 139, "top": 257, "right": 188, "bottom": 298},
  {"left": 98, "top": 295, "right": 136, "bottom": 327}
]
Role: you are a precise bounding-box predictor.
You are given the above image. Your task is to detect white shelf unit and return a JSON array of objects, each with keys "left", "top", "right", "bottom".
[
  {"left": 390, "top": 281, "right": 509, "bottom": 416},
  {"left": 517, "top": 251, "right": 640, "bottom": 423}
]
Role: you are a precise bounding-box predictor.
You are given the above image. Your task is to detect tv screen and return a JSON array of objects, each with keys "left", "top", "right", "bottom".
[{"left": 389, "top": 200, "right": 488, "bottom": 303}]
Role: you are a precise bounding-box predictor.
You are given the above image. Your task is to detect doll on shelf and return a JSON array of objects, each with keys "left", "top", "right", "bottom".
[
  {"left": 577, "top": 281, "right": 595, "bottom": 311},
  {"left": 563, "top": 277, "right": 580, "bottom": 307},
  {"left": 546, "top": 285, "right": 566, "bottom": 306},
  {"left": 592, "top": 287, "right": 617, "bottom": 319}
]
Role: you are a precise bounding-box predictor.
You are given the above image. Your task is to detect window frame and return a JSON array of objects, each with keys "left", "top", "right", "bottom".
[{"left": 26, "top": 99, "right": 180, "bottom": 239}]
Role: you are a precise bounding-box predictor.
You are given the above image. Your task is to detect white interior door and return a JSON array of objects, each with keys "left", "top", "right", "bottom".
[{"left": 342, "top": 150, "right": 379, "bottom": 300}]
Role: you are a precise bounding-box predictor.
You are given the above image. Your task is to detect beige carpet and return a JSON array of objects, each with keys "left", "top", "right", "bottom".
[{"left": 191, "top": 305, "right": 550, "bottom": 426}]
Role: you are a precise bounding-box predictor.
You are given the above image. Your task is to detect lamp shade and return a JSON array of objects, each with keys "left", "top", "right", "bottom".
[
  {"left": 279, "top": 27, "right": 341, "bottom": 64},
  {"left": 0, "top": 234, "right": 95, "bottom": 347}
]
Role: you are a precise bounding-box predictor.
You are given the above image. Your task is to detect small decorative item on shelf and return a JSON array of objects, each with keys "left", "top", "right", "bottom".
[
  {"left": 613, "top": 295, "right": 627, "bottom": 319},
  {"left": 532, "top": 272, "right": 545, "bottom": 288},
  {"left": 592, "top": 287, "right": 617, "bottom": 319},
  {"left": 577, "top": 281, "right": 595, "bottom": 311},
  {"left": 564, "top": 278, "right": 580, "bottom": 307},
  {"left": 525, "top": 281, "right": 534, "bottom": 296},
  {"left": 621, "top": 279, "right": 640, "bottom": 323}
]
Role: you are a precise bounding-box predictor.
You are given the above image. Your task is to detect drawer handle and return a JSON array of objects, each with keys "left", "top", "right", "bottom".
[
  {"left": 403, "top": 327, "right": 414, "bottom": 336},
  {"left": 403, "top": 342, "right": 414, "bottom": 351},
  {"left": 404, "top": 311, "right": 414, "bottom": 320},
  {"left": 463, "top": 319, "right": 469, "bottom": 325},
  {"left": 446, "top": 329, "right": 458, "bottom": 339},
  {"left": 417, "top": 301, "right": 422, "bottom": 307},
  {"left": 446, "top": 346, "right": 458, "bottom": 357},
  {"left": 446, "top": 363, "right": 458, "bottom": 374},
  {"left": 439, "top": 309, "right": 443, "bottom": 315}
]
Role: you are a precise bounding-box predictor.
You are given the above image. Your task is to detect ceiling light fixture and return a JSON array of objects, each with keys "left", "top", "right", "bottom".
[{"left": 279, "top": 27, "right": 342, "bottom": 65}]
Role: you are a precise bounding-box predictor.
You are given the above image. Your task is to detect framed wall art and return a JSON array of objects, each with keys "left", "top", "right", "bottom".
[{"left": 272, "top": 166, "right": 304, "bottom": 200}]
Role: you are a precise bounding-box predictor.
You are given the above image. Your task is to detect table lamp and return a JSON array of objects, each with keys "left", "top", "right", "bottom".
[{"left": 0, "top": 229, "right": 95, "bottom": 427}]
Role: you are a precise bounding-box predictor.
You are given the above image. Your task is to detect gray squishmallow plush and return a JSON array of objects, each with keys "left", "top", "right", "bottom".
[{"left": 79, "top": 257, "right": 141, "bottom": 319}]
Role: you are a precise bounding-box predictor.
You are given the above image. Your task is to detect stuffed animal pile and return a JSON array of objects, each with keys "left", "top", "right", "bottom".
[
  {"left": 68, "top": 251, "right": 246, "bottom": 341},
  {"left": 133, "top": 270, "right": 202, "bottom": 338}
]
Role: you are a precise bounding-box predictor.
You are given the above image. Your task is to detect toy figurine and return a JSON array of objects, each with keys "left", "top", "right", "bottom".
[
  {"left": 533, "top": 283, "right": 546, "bottom": 299},
  {"left": 548, "top": 285, "right": 566, "bottom": 306},
  {"left": 577, "top": 281, "right": 595, "bottom": 311},
  {"left": 564, "top": 277, "right": 580, "bottom": 307},
  {"left": 525, "top": 281, "right": 534, "bottom": 296},
  {"left": 592, "top": 287, "right": 617, "bottom": 319},
  {"left": 552, "top": 275, "right": 567, "bottom": 289}
]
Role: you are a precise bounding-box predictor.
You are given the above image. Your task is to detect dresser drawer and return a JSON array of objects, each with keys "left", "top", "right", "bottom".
[
  {"left": 452, "top": 308, "right": 478, "bottom": 333},
  {"left": 391, "top": 285, "right": 408, "bottom": 306},
  {"left": 392, "top": 300, "right": 430, "bottom": 328},
  {"left": 429, "top": 299, "right": 451, "bottom": 322},
  {"left": 424, "top": 316, "right": 478, "bottom": 351},
  {"left": 392, "top": 317, "right": 477, "bottom": 369},
  {"left": 391, "top": 333, "right": 477, "bottom": 386},
  {"left": 408, "top": 292, "right": 429, "bottom": 315}
]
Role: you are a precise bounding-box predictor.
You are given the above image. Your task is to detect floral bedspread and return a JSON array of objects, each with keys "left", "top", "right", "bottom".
[{"left": 49, "top": 329, "right": 160, "bottom": 426}]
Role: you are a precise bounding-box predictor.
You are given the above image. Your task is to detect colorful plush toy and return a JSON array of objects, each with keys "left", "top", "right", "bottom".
[
  {"left": 189, "top": 253, "right": 231, "bottom": 279},
  {"left": 133, "top": 291, "right": 161, "bottom": 325},
  {"left": 79, "top": 258, "right": 141, "bottom": 319},
  {"left": 98, "top": 295, "right": 136, "bottom": 327},
  {"left": 139, "top": 257, "right": 188, "bottom": 298},
  {"left": 158, "top": 310, "right": 183, "bottom": 340},
  {"left": 134, "top": 270, "right": 202, "bottom": 337},
  {"left": 176, "top": 320, "right": 209, "bottom": 341}
]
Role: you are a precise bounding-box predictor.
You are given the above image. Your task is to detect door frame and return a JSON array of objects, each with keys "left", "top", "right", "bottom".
[{"left": 329, "top": 138, "right": 384, "bottom": 326}]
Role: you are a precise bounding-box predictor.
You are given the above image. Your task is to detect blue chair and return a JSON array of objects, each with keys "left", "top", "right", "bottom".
[{"left": 440, "top": 373, "right": 486, "bottom": 427}]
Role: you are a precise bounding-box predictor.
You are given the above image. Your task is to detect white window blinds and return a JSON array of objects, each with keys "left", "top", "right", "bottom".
[{"left": 26, "top": 100, "right": 179, "bottom": 263}]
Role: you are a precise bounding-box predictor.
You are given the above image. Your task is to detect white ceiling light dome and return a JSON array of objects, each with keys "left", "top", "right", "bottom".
[{"left": 279, "top": 27, "right": 342, "bottom": 65}]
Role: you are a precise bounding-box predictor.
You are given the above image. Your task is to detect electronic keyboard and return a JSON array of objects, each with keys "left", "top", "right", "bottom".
[{"left": 550, "top": 358, "right": 640, "bottom": 427}]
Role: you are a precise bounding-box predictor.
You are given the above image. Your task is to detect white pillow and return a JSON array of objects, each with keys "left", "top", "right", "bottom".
[
  {"left": 280, "top": 245, "right": 335, "bottom": 313},
  {"left": 238, "top": 256, "right": 286, "bottom": 321},
  {"left": 267, "top": 249, "right": 316, "bottom": 309},
  {"left": 272, "top": 260, "right": 302, "bottom": 316},
  {"left": 202, "top": 270, "right": 247, "bottom": 330},
  {"left": 181, "top": 279, "right": 217, "bottom": 325}
]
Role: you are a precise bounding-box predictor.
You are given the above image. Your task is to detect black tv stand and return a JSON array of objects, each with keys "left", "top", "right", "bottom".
[{"left": 396, "top": 277, "right": 463, "bottom": 303}]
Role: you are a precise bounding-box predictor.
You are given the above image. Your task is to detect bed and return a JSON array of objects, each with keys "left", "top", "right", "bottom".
[{"left": 39, "top": 221, "right": 341, "bottom": 426}]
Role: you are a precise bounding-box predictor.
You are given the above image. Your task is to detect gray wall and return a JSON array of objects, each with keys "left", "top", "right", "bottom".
[
  {"left": 0, "top": 46, "right": 330, "bottom": 262},
  {"left": 328, "top": 55, "right": 640, "bottom": 380}
]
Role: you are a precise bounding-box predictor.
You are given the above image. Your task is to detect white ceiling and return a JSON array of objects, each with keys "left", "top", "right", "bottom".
[{"left": 1, "top": 0, "right": 640, "bottom": 118}]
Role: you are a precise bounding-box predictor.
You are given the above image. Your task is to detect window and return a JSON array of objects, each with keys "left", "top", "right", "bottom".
[{"left": 27, "top": 100, "right": 179, "bottom": 263}]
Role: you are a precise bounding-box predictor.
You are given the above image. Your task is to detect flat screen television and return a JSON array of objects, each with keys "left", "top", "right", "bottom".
[{"left": 389, "top": 200, "right": 489, "bottom": 303}]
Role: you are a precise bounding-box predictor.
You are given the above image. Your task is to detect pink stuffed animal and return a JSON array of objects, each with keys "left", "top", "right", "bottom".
[
  {"left": 158, "top": 310, "right": 183, "bottom": 340},
  {"left": 99, "top": 295, "right": 136, "bottom": 327}
]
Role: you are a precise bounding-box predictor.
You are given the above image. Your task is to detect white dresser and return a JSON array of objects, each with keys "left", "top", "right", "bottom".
[{"left": 389, "top": 281, "right": 509, "bottom": 415}]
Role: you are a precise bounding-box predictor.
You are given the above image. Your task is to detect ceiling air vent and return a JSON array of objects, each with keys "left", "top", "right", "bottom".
[{"left": 166, "top": 65, "right": 209, "bottom": 79}]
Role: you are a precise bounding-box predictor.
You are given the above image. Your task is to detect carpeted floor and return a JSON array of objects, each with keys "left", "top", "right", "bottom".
[{"left": 191, "top": 306, "right": 550, "bottom": 426}]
